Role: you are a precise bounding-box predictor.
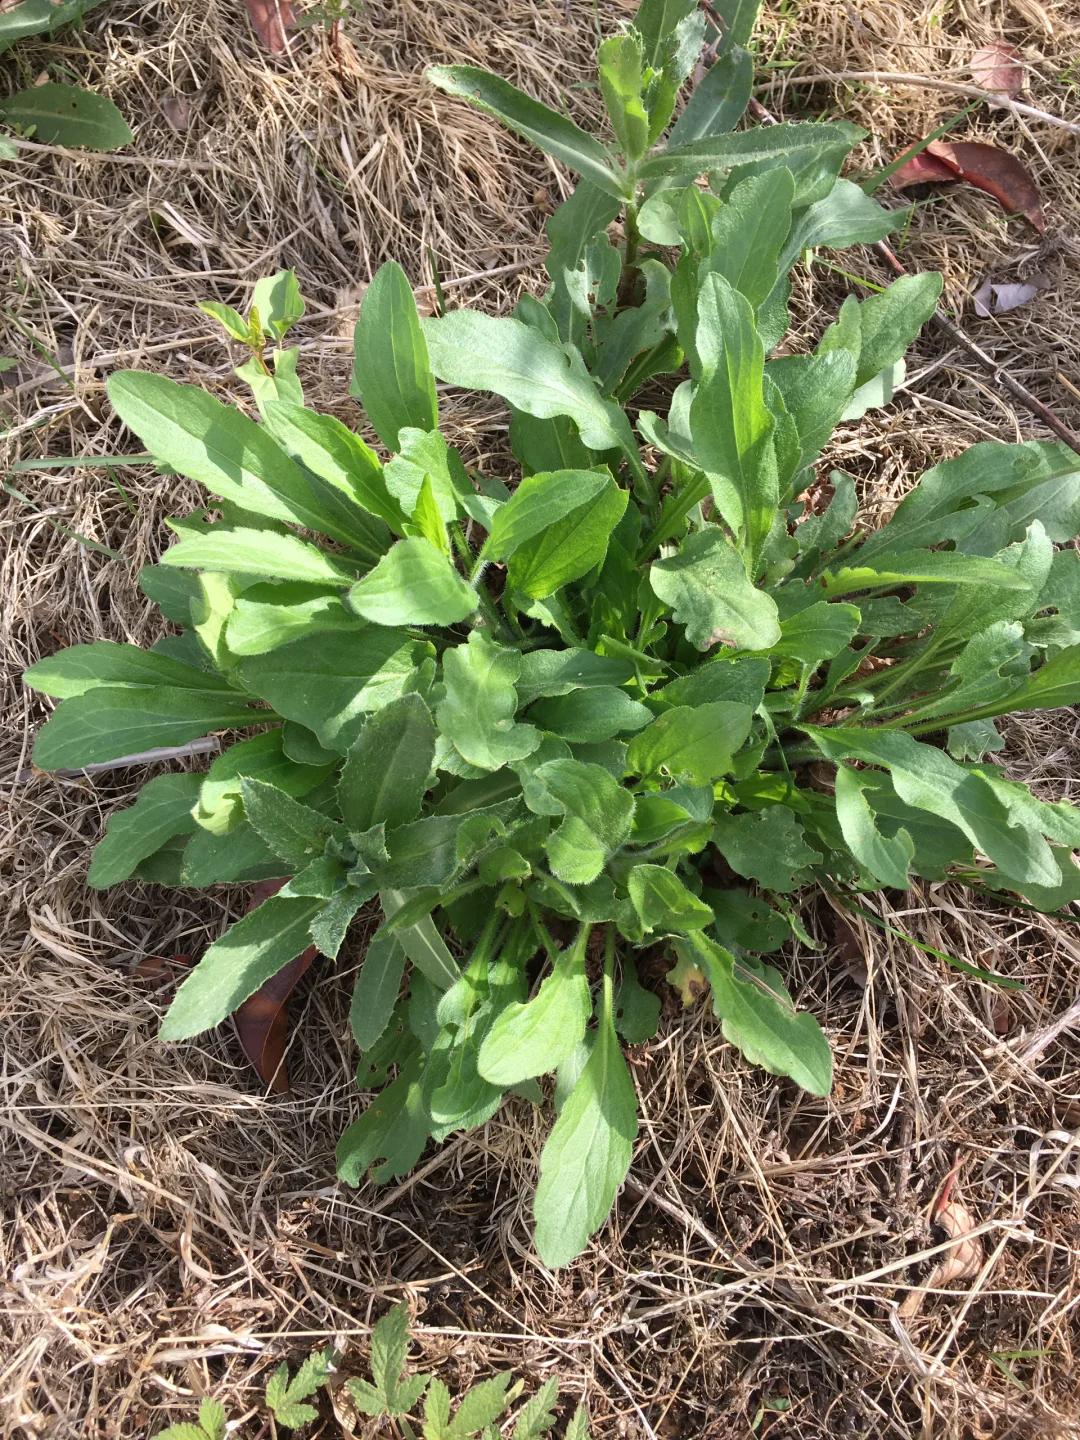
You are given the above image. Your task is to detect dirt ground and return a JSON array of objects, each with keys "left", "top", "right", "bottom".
[{"left": 3, "top": 1, "right": 1080, "bottom": 1436}]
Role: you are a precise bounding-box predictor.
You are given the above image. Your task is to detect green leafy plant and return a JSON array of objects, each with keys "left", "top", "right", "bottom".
[
  {"left": 266, "top": 1347, "right": 338, "bottom": 1428},
  {"left": 348, "top": 1302, "right": 589, "bottom": 1440},
  {"left": 0, "top": 1, "right": 131, "bottom": 150},
  {"left": 154, "top": 1396, "right": 228, "bottom": 1440},
  {"left": 27, "top": 0, "right": 1080, "bottom": 1265},
  {"left": 152, "top": 1306, "right": 589, "bottom": 1439}
]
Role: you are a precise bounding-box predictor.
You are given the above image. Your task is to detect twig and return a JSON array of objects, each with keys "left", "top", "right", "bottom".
[
  {"left": 756, "top": 70, "right": 1080, "bottom": 139},
  {"left": 14, "top": 736, "right": 220, "bottom": 784},
  {"left": 748, "top": 98, "right": 1080, "bottom": 455}
]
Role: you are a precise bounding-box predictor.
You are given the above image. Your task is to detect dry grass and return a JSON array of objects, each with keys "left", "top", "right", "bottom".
[{"left": 3, "top": 0, "right": 1080, "bottom": 1436}]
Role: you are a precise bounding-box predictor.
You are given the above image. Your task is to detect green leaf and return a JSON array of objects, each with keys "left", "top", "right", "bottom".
[
  {"left": 770, "top": 602, "right": 861, "bottom": 667},
  {"left": 24, "top": 640, "right": 232, "bottom": 699},
  {"left": 225, "top": 582, "right": 363, "bottom": 656},
  {"left": 421, "top": 311, "right": 639, "bottom": 460},
  {"left": 381, "top": 889, "right": 460, "bottom": 990},
  {"left": 651, "top": 655, "right": 769, "bottom": 711},
  {"left": 649, "top": 528, "right": 782, "bottom": 652},
  {"left": 712, "top": 805, "right": 821, "bottom": 891},
  {"left": 437, "top": 631, "right": 541, "bottom": 770},
  {"left": 961, "top": 642, "right": 1080, "bottom": 721},
  {"left": 239, "top": 778, "right": 336, "bottom": 867},
  {"left": 709, "top": 0, "right": 763, "bottom": 54},
  {"left": 801, "top": 725, "right": 1061, "bottom": 887},
  {"left": 262, "top": 403, "right": 409, "bottom": 533},
  {"left": 107, "top": 372, "right": 363, "bottom": 542},
  {"left": 510, "top": 1376, "right": 560, "bottom": 1440},
  {"left": 640, "top": 120, "right": 857, "bottom": 180},
  {"left": 337, "top": 1050, "right": 431, "bottom": 1183},
  {"left": 351, "top": 260, "right": 438, "bottom": 451},
  {"left": 311, "top": 884, "right": 373, "bottom": 959},
  {"left": 478, "top": 931, "right": 592, "bottom": 1085},
  {"left": 484, "top": 470, "right": 610, "bottom": 560},
  {"left": 533, "top": 968, "right": 638, "bottom": 1267},
  {"left": 349, "top": 1302, "right": 430, "bottom": 1418},
  {"left": 0, "top": 0, "right": 106, "bottom": 52},
  {"left": 691, "top": 273, "right": 777, "bottom": 563},
  {"left": 152, "top": 1426, "right": 213, "bottom": 1440},
  {"left": 834, "top": 763, "right": 914, "bottom": 889},
  {"left": 194, "top": 728, "right": 331, "bottom": 835},
  {"left": 534, "top": 759, "right": 636, "bottom": 885},
  {"left": 446, "top": 1373, "right": 514, "bottom": 1437},
  {"left": 633, "top": 0, "right": 697, "bottom": 66},
  {"left": 701, "top": 168, "right": 794, "bottom": 312},
  {"left": 339, "top": 694, "right": 437, "bottom": 833},
  {"left": 0, "top": 82, "right": 131, "bottom": 149},
  {"left": 32, "top": 686, "right": 260, "bottom": 771},
  {"left": 821, "top": 273, "right": 943, "bottom": 390},
  {"left": 198, "top": 300, "right": 250, "bottom": 342},
  {"left": 196, "top": 1398, "right": 227, "bottom": 1440},
  {"left": 666, "top": 46, "right": 752, "bottom": 146},
  {"left": 87, "top": 773, "right": 202, "bottom": 889},
  {"left": 348, "top": 537, "right": 478, "bottom": 627},
  {"left": 765, "top": 351, "right": 857, "bottom": 474},
  {"left": 161, "top": 526, "right": 355, "bottom": 585},
  {"left": 612, "top": 965, "right": 662, "bottom": 1042},
  {"left": 507, "top": 483, "right": 629, "bottom": 600},
  {"left": 688, "top": 934, "right": 833, "bottom": 1095},
  {"left": 564, "top": 1408, "right": 592, "bottom": 1440},
  {"left": 627, "top": 701, "right": 753, "bottom": 784},
  {"left": 386, "top": 426, "right": 474, "bottom": 524},
  {"left": 528, "top": 687, "right": 651, "bottom": 743},
  {"left": 426, "top": 66, "right": 627, "bottom": 199},
  {"left": 821, "top": 549, "right": 1032, "bottom": 598},
  {"left": 351, "top": 931, "right": 407, "bottom": 1050},
  {"left": 628, "top": 864, "right": 714, "bottom": 934},
  {"left": 250, "top": 269, "right": 305, "bottom": 342},
  {"left": 236, "top": 628, "right": 423, "bottom": 752},
  {"left": 598, "top": 34, "right": 650, "bottom": 160},
  {"left": 160, "top": 895, "right": 324, "bottom": 1039},
  {"left": 901, "top": 621, "right": 1027, "bottom": 726},
  {"left": 515, "top": 648, "right": 637, "bottom": 706}
]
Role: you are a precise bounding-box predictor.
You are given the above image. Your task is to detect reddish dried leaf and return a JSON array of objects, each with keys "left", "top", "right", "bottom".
[
  {"left": 930, "top": 140, "right": 1044, "bottom": 232},
  {"left": 890, "top": 138, "right": 1044, "bottom": 233},
  {"left": 889, "top": 148, "right": 958, "bottom": 189},
  {"left": 971, "top": 41, "right": 1024, "bottom": 101},
  {"left": 233, "top": 877, "right": 316, "bottom": 1094},
  {"left": 243, "top": 0, "right": 295, "bottom": 53}
]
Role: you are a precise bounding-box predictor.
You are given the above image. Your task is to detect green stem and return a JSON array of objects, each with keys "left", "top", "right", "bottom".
[
  {"left": 472, "top": 585, "right": 510, "bottom": 642},
  {"left": 623, "top": 200, "right": 640, "bottom": 271},
  {"left": 636, "top": 471, "right": 712, "bottom": 562},
  {"left": 852, "top": 630, "right": 947, "bottom": 715}
]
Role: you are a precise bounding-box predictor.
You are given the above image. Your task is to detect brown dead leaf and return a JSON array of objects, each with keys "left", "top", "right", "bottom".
[
  {"left": 898, "top": 1198, "right": 983, "bottom": 1317},
  {"left": 971, "top": 41, "right": 1024, "bottom": 101},
  {"left": 243, "top": 0, "right": 295, "bottom": 53},
  {"left": 891, "top": 139, "right": 1044, "bottom": 234},
  {"left": 232, "top": 879, "right": 316, "bottom": 1095},
  {"left": 133, "top": 953, "right": 191, "bottom": 986},
  {"left": 990, "top": 993, "right": 1012, "bottom": 1035},
  {"left": 161, "top": 95, "right": 194, "bottom": 133}
]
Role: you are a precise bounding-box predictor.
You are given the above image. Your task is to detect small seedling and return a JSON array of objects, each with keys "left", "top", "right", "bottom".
[
  {"left": 266, "top": 1346, "right": 338, "bottom": 1427},
  {"left": 152, "top": 1306, "right": 589, "bottom": 1438}
]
